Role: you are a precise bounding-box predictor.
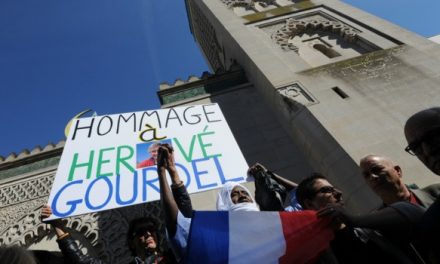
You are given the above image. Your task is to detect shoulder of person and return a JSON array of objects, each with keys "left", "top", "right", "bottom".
[{"left": 421, "top": 183, "right": 440, "bottom": 196}]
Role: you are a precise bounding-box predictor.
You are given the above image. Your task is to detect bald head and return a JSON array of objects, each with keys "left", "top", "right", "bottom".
[
  {"left": 404, "top": 107, "right": 440, "bottom": 175},
  {"left": 360, "top": 155, "right": 394, "bottom": 169},
  {"left": 360, "top": 155, "right": 409, "bottom": 205}
]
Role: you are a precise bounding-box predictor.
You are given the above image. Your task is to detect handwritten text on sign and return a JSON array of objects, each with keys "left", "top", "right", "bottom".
[{"left": 47, "top": 104, "right": 249, "bottom": 219}]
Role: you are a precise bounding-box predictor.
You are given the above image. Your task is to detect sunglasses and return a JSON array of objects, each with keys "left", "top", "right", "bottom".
[
  {"left": 314, "top": 186, "right": 337, "bottom": 195},
  {"left": 131, "top": 227, "right": 156, "bottom": 238},
  {"left": 405, "top": 127, "right": 440, "bottom": 156}
]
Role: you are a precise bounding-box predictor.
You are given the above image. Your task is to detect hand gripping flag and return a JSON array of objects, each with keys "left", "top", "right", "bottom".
[{"left": 186, "top": 210, "right": 334, "bottom": 264}]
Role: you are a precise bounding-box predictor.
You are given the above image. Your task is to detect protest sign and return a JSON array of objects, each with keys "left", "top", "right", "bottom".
[{"left": 47, "top": 103, "right": 249, "bottom": 219}]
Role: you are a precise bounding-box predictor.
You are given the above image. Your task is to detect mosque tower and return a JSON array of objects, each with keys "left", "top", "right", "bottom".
[{"left": 159, "top": 0, "right": 440, "bottom": 212}]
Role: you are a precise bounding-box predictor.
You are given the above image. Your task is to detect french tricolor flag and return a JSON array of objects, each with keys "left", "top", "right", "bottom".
[{"left": 186, "top": 210, "right": 334, "bottom": 264}]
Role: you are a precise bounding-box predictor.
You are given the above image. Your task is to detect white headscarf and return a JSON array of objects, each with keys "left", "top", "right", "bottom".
[{"left": 216, "top": 182, "right": 259, "bottom": 212}]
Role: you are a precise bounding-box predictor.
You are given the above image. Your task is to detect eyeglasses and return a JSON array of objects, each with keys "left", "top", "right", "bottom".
[
  {"left": 405, "top": 127, "right": 440, "bottom": 156},
  {"left": 314, "top": 186, "right": 337, "bottom": 195}
]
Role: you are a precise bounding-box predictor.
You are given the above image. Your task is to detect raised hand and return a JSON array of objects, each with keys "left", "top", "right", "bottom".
[
  {"left": 41, "top": 205, "right": 62, "bottom": 226},
  {"left": 248, "top": 163, "right": 267, "bottom": 176},
  {"left": 157, "top": 143, "right": 175, "bottom": 169}
]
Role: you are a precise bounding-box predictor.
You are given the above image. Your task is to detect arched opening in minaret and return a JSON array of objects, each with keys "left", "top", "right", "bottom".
[{"left": 313, "top": 44, "right": 341, "bottom": 58}]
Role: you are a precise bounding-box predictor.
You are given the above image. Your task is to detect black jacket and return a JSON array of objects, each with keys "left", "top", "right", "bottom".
[
  {"left": 57, "top": 234, "right": 176, "bottom": 264},
  {"left": 57, "top": 235, "right": 105, "bottom": 264}
]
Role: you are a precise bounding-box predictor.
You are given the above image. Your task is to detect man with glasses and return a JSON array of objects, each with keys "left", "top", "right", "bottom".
[
  {"left": 404, "top": 107, "right": 440, "bottom": 262},
  {"left": 405, "top": 107, "right": 440, "bottom": 176},
  {"left": 360, "top": 154, "right": 440, "bottom": 209},
  {"left": 296, "top": 173, "right": 343, "bottom": 211},
  {"left": 296, "top": 174, "right": 425, "bottom": 263}
]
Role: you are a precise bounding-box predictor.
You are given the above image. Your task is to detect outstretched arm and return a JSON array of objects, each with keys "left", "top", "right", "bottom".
[
  {"left": 157, "top": 144, "right": 180, "bottom": 237},
  {"left": 270, "top": 172, "right": 298, "bottom": 191},
  {"left": 164, "top": 146, "right": 193, "bottom": 218},
  {"left": 248, "top": 163, "right": 297, "bottom": 191},
  {"left": 41, "top": 205, "right": 106, "bottom": 264},
  {"left": 318, "top": 202, "right": 425, "bottom": 233}
]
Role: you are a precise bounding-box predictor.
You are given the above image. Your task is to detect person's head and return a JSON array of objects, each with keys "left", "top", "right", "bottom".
[
  {"left": 360, "top": 155, "right": 409, "bottom": 204},
  {"left": 216, "top": 182, "right": 259, "bottom": 211},
  {"left": 0, "top": 245, "right": 37, "bottom": 264},
  {"left": 148, "top": 143, "right": 161, "bottom": 161},
  {"left": 127, "top": 217, "right": 160, "bottom": 258},
  {"left": 296, "top": 173, "right": 343, "bottom": 210},
  {"left": 404, "top": 107, "right": 440, "bottom": 175},
  {"left": 230, "top": 185, "right": 253, "bottom": 204}
]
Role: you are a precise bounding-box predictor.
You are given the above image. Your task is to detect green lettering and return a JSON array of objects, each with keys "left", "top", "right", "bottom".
[
  {"left": 116, "top": 145, "right": 135, "bottom": 174},
  {"left": 68, "top": 151, "right": 94, "bottom": 181},
  {"left": 173, "top": 136, "right": 196, "bottom": 162},
  {"left": 96, "top": 147, "right": 115, "bottom": 178},
  {"left": 198, "top": 126, "right": 222, "bottom": 159}
]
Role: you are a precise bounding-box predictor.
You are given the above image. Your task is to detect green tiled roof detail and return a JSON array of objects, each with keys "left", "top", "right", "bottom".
[
  {"left": 0, "top": 156, "right": 60, "bottom": 180},
  {"left": 162, "top": 85, "right": 207, "bottom": 105},
  {"left": 159, "top": 71, "right": 248, "bottom": 105}
]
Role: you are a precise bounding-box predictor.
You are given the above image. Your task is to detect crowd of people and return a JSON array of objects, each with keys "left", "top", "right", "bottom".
[{"left": 1, "top": 107, "right": 440, "bottom": 264}]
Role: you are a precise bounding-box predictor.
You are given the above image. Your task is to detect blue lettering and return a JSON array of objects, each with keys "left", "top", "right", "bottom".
[
  {"left": 85, "top": 176, "right": 113, "bottom": 210},
  {"left": 142, "top": 167, "right": 160, "bottom": 201},
  {"left": 52, "top": 180, "right": 83, "bottom": 217},
  {"left": 213, "top": 156, "right": 244, "bottom": 183},
  {"left": 192, "top": 157, "right": 217, "bottom": 190},
  {"left": 115, "top": 172, "right": 138, "bottom": 205}
]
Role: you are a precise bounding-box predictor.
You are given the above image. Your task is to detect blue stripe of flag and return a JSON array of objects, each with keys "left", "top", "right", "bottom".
[{"left": 186, "top": 211, "right": 229, "bottom": 263}]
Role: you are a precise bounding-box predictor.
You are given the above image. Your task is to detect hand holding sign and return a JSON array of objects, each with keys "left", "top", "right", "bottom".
[{"left": 157, "top": 143, "right": 175, "bottom": 170}]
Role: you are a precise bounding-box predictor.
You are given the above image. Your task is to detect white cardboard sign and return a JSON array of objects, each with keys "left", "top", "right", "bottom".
[{"left": 47, "top": 103, "right": 249, "bottom": 219}]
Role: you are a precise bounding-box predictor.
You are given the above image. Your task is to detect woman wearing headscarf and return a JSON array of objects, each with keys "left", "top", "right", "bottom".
[{"left": 216, "top": 182, "right": 259, "bottom": 212}]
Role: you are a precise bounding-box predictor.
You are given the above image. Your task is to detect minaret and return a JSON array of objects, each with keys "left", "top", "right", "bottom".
[{"left": 161, "top": 0, "right": 440, "bottom": 211}]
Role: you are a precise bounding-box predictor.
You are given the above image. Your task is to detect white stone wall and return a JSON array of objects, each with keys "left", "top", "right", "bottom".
[{"left": 185, "top": 0, "right": 440, "bottom": 212}]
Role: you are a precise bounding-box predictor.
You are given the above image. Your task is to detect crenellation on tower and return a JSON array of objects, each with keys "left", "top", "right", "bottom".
[{"left": 158, "top": 67, "right": 247, "bottom": 106}]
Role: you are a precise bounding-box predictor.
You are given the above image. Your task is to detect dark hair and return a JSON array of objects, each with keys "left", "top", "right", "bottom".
[
  {"left": 0, "top": 245, "right": 37, "bottom": 264},
  {"left": 296, "top": 173, "right": 327, "bottom": 208},
  {"left": 127, "top": 217, "right": 161, "bottom": 256}
]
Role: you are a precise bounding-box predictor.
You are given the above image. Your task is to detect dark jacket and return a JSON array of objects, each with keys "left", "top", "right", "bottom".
[
  {"left": 57, "top": 235, "right": 105, "bottom": 264},
  {"left": 171, "top": 183, "right": 193, "bottom": 218},
  {"left": 57, "top": 234, "right": 176, "bottom": 264}
]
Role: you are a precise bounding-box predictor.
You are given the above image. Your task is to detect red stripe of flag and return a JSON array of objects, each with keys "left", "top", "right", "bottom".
[{"left": 279, "top": 211, "right": 334, "bottom": 264}]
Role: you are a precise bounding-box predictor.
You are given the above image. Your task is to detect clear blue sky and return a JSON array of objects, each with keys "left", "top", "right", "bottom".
[{"left": 1, "top": 0, "right": 439, "bottom": 157}]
